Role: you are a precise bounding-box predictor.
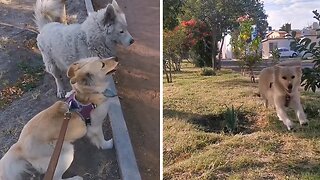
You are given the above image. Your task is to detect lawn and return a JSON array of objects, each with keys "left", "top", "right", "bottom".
[{"left": 163, "top": 63, "right": 320, "bottom": 179}]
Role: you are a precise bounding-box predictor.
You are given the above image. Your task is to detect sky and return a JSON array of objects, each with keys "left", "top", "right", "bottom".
[{"left": 263, "top": 0, "right": 320, "bottom": 30}]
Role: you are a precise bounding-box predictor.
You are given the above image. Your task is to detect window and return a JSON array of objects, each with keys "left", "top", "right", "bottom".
[{"left": 269, "top": 42, "right": 278, "bottom": 51}]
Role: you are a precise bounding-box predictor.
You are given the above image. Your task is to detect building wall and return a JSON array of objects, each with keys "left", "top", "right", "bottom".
[{"left": 262, "top": 38, "right": 294, "bottom": 59}]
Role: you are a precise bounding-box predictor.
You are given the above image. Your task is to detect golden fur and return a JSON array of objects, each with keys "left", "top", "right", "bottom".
[
  {"left": 258, "top": 61, "right": 308, "bottom": 130},
  {"left": 0, "top": 57, "right": 118, "bottom": 180}
]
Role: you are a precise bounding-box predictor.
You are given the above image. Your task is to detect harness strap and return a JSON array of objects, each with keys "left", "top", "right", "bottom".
[
  {"left": 66, "top": 92, "right": 95, "bottom": 125},
  {"left": 43, "top": 111, "right": 72, "bottom": 180}
]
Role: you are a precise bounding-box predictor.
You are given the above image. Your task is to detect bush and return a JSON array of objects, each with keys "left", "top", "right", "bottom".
[
  {"left": 270, "top": 48, "right": 280, "bottom": 64},
  {"left": 190, "top": 36, "right": 212, "bottom": 67},
  {"left": 224, "top": 105, "right": 239, "bottom": 133},
  {"left": 290, "top": 10, "right": 320, "bottom": 92},
  {"left": 201, "top": 67, "right": 216, "bottom": 76}
]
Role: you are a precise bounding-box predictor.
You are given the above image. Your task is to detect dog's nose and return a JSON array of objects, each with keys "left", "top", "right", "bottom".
[
  {"left": 130, "top": 39, "right": 135, "bottom": 44},
  {"left": 288, "top": 84, "right": 293, "bottom": 90},
  {"left": 114, "top": 57, "right": 118, "bottom": 62}
]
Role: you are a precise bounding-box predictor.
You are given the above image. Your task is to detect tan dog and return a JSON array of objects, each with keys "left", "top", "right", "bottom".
[
  {"left": 258, "top": 62, "right": 308, "bottom": 130},
  {"left": 0, "top": 57, "right": 118, "bottom": 180}
]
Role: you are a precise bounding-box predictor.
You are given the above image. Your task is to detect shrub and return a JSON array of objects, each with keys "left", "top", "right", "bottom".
[
  {"left": 224, "top": 105, "right": 239, "bottom": 133},
  {"left": 290, "top": 10, "right": 320, "bottom": 92},
  {"left": 201, "top": 67, "right": 216, "bottom": 76}
]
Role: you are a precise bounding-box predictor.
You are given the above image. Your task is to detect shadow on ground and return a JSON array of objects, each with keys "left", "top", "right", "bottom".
[{"left": 164, "top": 108, "right": 256, "bottom": 134}]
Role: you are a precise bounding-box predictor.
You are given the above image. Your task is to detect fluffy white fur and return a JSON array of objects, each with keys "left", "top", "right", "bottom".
[{"left": 34, "top": 0, "right": 134, "bottom": 97}]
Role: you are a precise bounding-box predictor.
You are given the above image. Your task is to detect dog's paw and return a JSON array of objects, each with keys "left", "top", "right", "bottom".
[
  {"left": 300, "top": 120, "right": 309, "bottom": 126},
  {"left": 286, "top": 125, "right": 295, "bottom": 131},
  {"left": 284, "top": 121, "right": 294, "bottom": 131},
  {"left": 57, "top": 89, "right": 66, "bottom": 98},
  {"left": 101, "top": 139, "right": 113, "bottom": 149},
  {"left": 65, "top": 90, "right": 75, "bottom": 98}
]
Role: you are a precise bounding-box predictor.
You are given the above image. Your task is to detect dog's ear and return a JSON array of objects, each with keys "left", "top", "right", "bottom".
[
  {"left": 102, "top": 57, "right": 119, "bottom": 74},
  {"left": 68, "top": 63, "right": 81, "bottom": 85},
  {"left": 67, "top": 63, "right": 80, "bottom": 78},
  {"left": 112, "top": 0, "right": 122, "bottom": 13},
  {"left": 104, "top": 5, "right": 116, "bottom": 26}
]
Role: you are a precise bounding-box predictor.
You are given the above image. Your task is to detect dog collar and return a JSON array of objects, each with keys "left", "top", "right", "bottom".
[
  {"left": 65, "top": 92, "right": 96, "bottom": 126},
  {"left": 285, "top": 94, "right": 291, "bottom": 107},
  {"left": 103, "top": 88, "right": 117, "bottom": 97}
]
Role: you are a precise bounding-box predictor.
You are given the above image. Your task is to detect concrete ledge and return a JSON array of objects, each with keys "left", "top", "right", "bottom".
[
  {"left": 84, "top": 0, "right": 141, "bottom": 178},
  {"left": 106, "top": 76, "right": 141, "bottom": 180},
  {"left": 108, "top": 97, "right": 141, "bottom": 180}
]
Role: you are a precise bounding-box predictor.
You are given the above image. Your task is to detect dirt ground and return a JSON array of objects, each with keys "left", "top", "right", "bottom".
[{"left": 0, "top": 0, "right": 159, "bottom": 179}]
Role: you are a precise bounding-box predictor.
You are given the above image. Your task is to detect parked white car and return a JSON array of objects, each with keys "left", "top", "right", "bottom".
[{"left": 278, "top": 47, "right": 298, "bottom": 58}]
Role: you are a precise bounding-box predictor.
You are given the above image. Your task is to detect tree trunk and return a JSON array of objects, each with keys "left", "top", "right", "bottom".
[
  {"left": 217, "top": 34, "right": 225, "bottom": 70},
  {"left": 250, "top": 68, "right": 255, "bottom": 83},
  {"left": 168, "top": 59, "right": 173, "bottom": 83},
  {"left": 211, "top": 27, "right": 217, "bottom": 70},
  {"left": 163, "top": 61, "right": 170, "bottom": 83}
]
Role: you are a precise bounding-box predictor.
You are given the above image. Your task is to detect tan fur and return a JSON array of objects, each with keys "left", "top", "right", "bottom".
[
  {"left": 0, "top": 57, "right": 118, "bottom": 180},
  {"left": 258, "top": 63, "right": 308, "bottom": 130}
]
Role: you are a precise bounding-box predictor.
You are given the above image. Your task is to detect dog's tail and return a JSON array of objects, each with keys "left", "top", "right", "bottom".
[
  {"left": 0, "top": 144, "right": 28, "bottom": 180},
  {"left": 34, "top": 0, "right": 67, "bottom": 30}
]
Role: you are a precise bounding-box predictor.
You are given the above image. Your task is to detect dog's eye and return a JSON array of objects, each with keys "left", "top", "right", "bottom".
[
  {"left": 101, "top": 62, "right": 105, "bottom": 68},
  {"left": 120, "top": 30, "right": 124, "bottom": 33},
  {"left": 291, "top": 75, "right": 295, "bottom": 79},
  {"left": 282, "top": 76, "right": 287, "bottom": 80}
]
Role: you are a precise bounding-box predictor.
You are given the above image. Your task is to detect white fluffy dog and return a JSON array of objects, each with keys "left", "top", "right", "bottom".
[{"left": 34, "top": 0, "right": 134, "bottom": 98}]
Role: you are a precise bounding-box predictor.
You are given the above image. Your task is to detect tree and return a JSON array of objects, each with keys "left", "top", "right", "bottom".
[
  {"left": 163, "top": 0, "right": 183, "bottom": 30},
  {"left": 279, "top": 23, "right": 291, "bottom": 33},
  {"left": 291, "top": 10, "right": 320, "bottom": 92},
  {"left": 163, "top": 27, "right": 189, "bottom": 82},
  {"left": 270, "top": 48, "right": 280, "bottom": 64},
  {"left": 179, "top": 0, "right": 268, "bottom": 69},
  {"left": 233, "top": 15, "right": 262, "bottom": 82}
]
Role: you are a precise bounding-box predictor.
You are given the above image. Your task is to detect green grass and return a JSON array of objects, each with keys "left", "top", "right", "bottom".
[{"left": 163, "top": 63, "right": 320, "bottom": 179}]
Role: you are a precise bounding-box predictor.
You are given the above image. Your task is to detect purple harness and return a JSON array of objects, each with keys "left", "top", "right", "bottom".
[{"left": 65, "top": 93, "right": 96, "bottom": 126}]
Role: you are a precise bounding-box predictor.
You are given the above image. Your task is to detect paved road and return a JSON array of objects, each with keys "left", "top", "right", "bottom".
[{"left": 221, "top": 59, "right": 315, "bottom": 70}]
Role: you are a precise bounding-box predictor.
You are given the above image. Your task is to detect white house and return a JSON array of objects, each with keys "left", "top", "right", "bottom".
[
  {"left": 261, "top": 31, "right": 295, "bottom": 59},
  {"left": 262, "top": 22, "right": 320, "bottom": 59}
]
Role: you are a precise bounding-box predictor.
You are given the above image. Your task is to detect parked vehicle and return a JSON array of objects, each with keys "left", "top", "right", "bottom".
[{"left": 299, "top": 50, "right": 314, "bottom": 59}]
